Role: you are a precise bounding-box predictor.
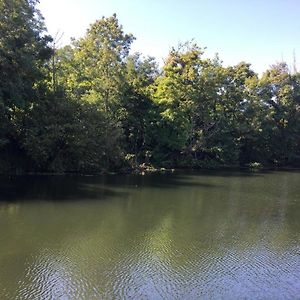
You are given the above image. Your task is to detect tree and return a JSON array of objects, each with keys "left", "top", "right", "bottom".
[
  {"left": 0, "top": 0, "right": 52, "bottom": 108},
  {"left": 0, "top": 0, "right": 52, "bottom": 171},
  {"left": 256, "top": 63, "right": 300, "bottom": 165},
  {"left": 63, "top": 14, "right": 134, "bottom": 115},
  {"left": 121, "top": 53, "right": 158, "bottom": 166},
  {"left": 19, "top": 96, "right": 123, "bottom": 173},
  {"left": 1, "top": 7, "right": 299, "bottom": 173},
  {"left": 208, "top": 62, "right": 257, "bottom": 165},
  {"left": 149, "top": 42, "right": 204, "bottom": 165},
  {"left": 35, "top": 15, "right": 138, "bottom": 173}
]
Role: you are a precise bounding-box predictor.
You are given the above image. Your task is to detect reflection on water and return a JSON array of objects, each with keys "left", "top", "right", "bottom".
[{"left": 0, "top": 171, "right": 299, "bottom": 299}]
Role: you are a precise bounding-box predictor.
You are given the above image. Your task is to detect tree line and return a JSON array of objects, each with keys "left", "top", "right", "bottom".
[{"left": 1, "top": 0, "right": 299, "bottom": 174}]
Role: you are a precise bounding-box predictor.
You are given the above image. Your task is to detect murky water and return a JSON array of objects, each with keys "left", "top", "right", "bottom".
[{"left": 0, "top": 171, "right": 299, "bottom": 299}]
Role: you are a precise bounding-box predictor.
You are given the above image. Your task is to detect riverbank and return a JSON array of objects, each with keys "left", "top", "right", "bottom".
[{"left": 1, "top": 163, "right": 299, "bottom": 177}]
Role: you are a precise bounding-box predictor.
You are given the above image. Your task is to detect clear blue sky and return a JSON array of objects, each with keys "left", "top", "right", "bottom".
[{"left": 38, "top": 0, "right": 300, "bottom": 74}]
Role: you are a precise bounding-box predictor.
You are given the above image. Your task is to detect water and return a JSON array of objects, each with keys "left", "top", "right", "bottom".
[{"left": 0, "top": 171, "right": 299, "bottom": 299}]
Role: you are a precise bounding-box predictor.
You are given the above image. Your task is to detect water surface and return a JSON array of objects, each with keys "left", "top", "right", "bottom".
[{"left": 0, "top": 171, "right": 299, "bottom": 299}]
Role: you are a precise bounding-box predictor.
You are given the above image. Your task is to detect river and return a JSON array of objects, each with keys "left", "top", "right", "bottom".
[{"left": 0, "top": 171, "right": 299, "bottom": 299}]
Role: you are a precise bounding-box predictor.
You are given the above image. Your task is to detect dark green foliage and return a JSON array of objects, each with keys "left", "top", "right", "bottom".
[
  {"left": 121, "top": 54, "right": 158, "bottom": 166},
  {"left": 19, "top": 94, "right": 122, "bottom": 173},
  {"left": 0, "top": 3, "right": 299, "bottom": 173},
  {"left": 0, "top": 0, "right": 52, "bottom": 172},
  {"left": 0, "top": 0, "right": 52, "bottom": 108}
]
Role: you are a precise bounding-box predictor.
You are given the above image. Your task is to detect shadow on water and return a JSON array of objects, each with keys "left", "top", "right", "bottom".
[
  {"left": 0, "top": 169, "right": 269, "bottom": 202},
  {"left": 110, "top": 173, "right": 218, "bottom": 189},
  {"left": 0, "top": 175, "right": 129, "bottom": 202},
  {"left": 0, "top": 172, "right": 222, "bottom": 202}
]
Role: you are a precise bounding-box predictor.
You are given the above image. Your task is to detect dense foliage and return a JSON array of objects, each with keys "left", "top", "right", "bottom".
[{"left": 1, "top": 0, "right": 299, "bottom": 173}]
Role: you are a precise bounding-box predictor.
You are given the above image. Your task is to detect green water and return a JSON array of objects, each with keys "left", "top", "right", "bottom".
[{"left": 0, "top": 171, "right": 299, "bottom": 299}]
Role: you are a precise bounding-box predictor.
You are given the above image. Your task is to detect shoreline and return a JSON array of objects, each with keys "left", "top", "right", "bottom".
[{"left": 1, "top": 165, "right": 299, "bottom": 177}]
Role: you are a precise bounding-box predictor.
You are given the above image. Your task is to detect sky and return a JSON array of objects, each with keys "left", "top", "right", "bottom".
[{"left": 38, "top": 0, "right": 300, "bottom": 74}]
